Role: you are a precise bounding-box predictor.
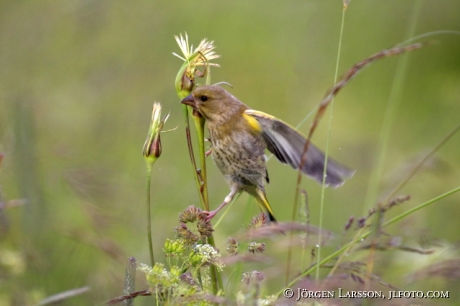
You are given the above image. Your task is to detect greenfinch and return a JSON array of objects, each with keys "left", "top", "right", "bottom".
[{"left": 181, "top": 85, "right": 354, "bottom": 222}]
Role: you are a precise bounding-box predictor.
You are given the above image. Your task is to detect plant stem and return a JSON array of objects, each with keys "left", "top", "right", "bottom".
[
  {"left": 146, "top": 169, "right": 155, "bottom": 267},
  {"left": 193, "top": 114, "right": 209, "bottom": 210},
  {"left": 316, "top": 2, "right": 347, "bottom": 281},
  {"left": 183, "top": 106, "right": 206, "bottom": 206},
  {"left": 192, "top": 112, "right": 224, "bottom": 293}
]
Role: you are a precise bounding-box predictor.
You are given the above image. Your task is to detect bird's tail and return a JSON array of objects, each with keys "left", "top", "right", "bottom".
[{"left": 253, "top": 188, "right": 277, "bottom": 222}]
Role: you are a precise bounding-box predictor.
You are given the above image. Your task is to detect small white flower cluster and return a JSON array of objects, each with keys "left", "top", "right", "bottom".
[
  {"left": 137, "top": 263, "right": 152, "bottom": 273},
  {"left": 194, "top": 244, "right": 225, "bottom": 271}
]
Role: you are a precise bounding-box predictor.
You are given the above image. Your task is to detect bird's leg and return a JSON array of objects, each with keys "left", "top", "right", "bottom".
[
  {"left": 204, "top": 138, "right": 212, "bottom": 157},
  {"left": 203, "top": 188, "right": 238, "bottom": 221}
]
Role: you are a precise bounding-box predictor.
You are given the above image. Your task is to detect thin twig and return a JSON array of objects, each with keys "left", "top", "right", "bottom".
[{"left": 106, "top": 290, "right": 151, "bottom": 305}]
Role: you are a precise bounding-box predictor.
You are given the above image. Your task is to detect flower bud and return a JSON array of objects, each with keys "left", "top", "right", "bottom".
[{"left": 143, "top": 103, "right": 168, "bottom": 166}]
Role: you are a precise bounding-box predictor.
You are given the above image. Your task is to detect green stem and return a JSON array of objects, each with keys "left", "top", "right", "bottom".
[
  {"left": 183, "top": 105, "right": 206, "bottom": 207},
  {"left": 192, "top": 112, "right": 223, "bottom": 294},
  {"left": 383, "top": 186, "right": 460, "bottom": 227},
  {"left": 146, "top": 167, "right": 155, "bottom": 267},
  {"left": 316, "top": 3, "right": 347, "bottom": 281},
  {"left": 208, "top": 235, "right": 223, "bottom": 293},
  {"left": 193, "top": 114, "right": 209, "bottom": 210}
]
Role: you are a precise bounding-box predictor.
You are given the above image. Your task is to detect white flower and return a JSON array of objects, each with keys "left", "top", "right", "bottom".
[
  {"left": 173, "top": 33, "right": 220, "bottom": 67},
  {"left": 192, "top": 244, "right": 225, "bottom": 271},
  {"left": 137, "top": 263, "right": 152, "bottom": 273}
]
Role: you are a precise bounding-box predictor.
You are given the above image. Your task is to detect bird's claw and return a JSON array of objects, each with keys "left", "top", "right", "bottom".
[{"left": 201, "top": 210, "right": 217, "bottom": 222}]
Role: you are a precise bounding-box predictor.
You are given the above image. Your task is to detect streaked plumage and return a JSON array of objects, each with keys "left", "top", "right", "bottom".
[{"left": 181, "top": 85, "right": 354, "bottom": 221}]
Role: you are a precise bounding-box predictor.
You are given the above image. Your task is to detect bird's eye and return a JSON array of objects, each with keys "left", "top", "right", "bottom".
[{"left": 200, "top": 95, "right": 208, "bottom": 102}]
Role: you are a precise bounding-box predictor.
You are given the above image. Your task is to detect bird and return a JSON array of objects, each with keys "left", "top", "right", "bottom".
[{"left": 181, "top": 85, "right": 354, "bottom": 222}]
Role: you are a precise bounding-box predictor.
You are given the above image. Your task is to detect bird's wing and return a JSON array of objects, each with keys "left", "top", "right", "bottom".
[{"left": 245, "top": 109, "right": 354, "bottom": 188}]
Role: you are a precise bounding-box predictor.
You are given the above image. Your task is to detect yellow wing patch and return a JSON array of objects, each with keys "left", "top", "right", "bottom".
[
  {"left": 243, "top": 109, "right": 279, "bottom": 134},
  {"left": 242, "top": 112, "right": 263, "bottom": 133}
]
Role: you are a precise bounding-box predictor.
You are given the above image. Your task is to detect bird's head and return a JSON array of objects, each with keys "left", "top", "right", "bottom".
[{"left": 181, "top": 85, "right": 246, "bottom": 122}]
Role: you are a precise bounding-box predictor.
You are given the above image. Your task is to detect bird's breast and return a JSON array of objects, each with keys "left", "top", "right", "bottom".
[{"left": 208, "top": 125, "right": 266, "bottom": 178}]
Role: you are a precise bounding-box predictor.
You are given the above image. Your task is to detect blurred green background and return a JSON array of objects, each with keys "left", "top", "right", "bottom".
[{"left": 1, "top": 0, "right": 460, "bottom": 305}]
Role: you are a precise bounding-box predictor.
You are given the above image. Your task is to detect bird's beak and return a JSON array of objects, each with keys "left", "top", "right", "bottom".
[{"left": 181, "top": 94, "right": 196, "bottom": 109}]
